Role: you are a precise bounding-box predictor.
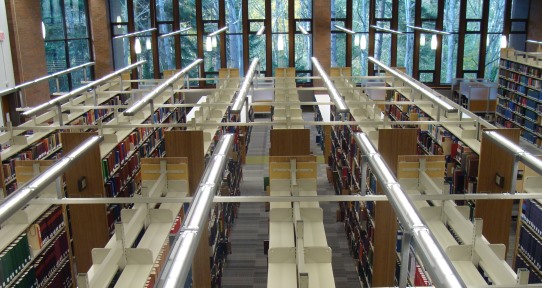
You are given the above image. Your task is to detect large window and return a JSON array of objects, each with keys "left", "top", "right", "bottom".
[
  {"left": 331, "top": 0, "right": 347, "bottom": 67},
  {"left": 352, "top": 0, "right": 369, "bottom": 76},
  {"left": 295, "top": 0, "right": 312, "bottom": 83},
  {"left": 41, "top": 0, "right": 92, "bottom": 93},
  {"left": 272, "top": 0, "right": 289, "bottom": 74}
]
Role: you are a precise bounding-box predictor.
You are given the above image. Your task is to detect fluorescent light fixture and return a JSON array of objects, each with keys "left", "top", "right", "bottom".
[
  {"left": 406, "top": 25, "right": 450, "bottom": 35},
  {"left": 135, "top": 38, "right": 142, "bottom": 54},
  {"left": 231, "top": 58, "right": 259, "bottom": 112},
  {"left": 420, "top": 34, "right": 426, "bottom": 46},
  {"left": 368, "top": 56, "right": 456, "bottom": 112},
  {"left": 23, "top": 61, "right": 146, "bottom": 117},
  {"left": 206, "top": 36, "right": 212, "bottom": 51},
  {"left": 0, "top": 62, "right": 95, "bottom": 98},
  {"left": 116, "top": 16, "right": 122, "bottom": 28},
  {"left": 146, "top": 38, "right": 152, "bottom": 50},
  {"left": 0, "top": 135, "right": 103, "bottom": 225},
  {"left": 360, "top": 35, "right": 367, "bottom": 50},
  {"left": 157, "top": 134, "right": 234, "bottom": 288},
  {"left": 41, "top": 22, "right": 46, "bottom": 39},
  {"left": 298, "top": 25, "right": 309, "bottom": 35},
  {"left": 311, "top": 57, "right": 349, "bottom": 113},
  {"left": 256, "top": 26, "right": 265, "bottom": 36},
  {"left": 334, "top": 25, "right": 355, "bottom": 35},
  {"left": 370, "top": 25, "right": 403, "bottom": 35},
  {"left": 124, "top": 59, "right": 202, "bottom": 116},
  {"left": 208, "top": 26, "right": 228, "bottom": 37},
  {"left": 354, "top": 35, "right": 359, "bottom": 46},
  {"left": 277, "top": 34, "right": 285, "bottom": 51},
  {"left": 212, "top": 36, "right": 218, "bottom": 48},
  {"left": 159, "top": 27, "right": 191, "bottom": 38},
  {"left": 112, "top": 28, "right": 157, "bottom": 40},
  {"left": 500, "top": 35, "right": 508, "bottom": 48},
  {"left": 431, "top": 34, "right": 438, "bottom": 50}
]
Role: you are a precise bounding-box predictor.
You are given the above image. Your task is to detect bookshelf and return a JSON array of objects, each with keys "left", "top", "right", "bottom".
[
  {"left": 497, "top": 48, "right": 542, "bottom": 147},
  {"left": 0, "top": 160, "right": 73, "bottom": 288},
  {"left": 314, "top": 94, "right": 331, "bottom": 164},
  {"left": 451, "top": 78, "right": 497, "bottom": 122}
]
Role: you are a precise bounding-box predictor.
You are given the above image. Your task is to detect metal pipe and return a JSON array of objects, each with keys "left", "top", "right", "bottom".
[
  {"left": 334, "top": 25, "right": 355, "bottom": 34},
  {"left": 0, "top": 135, "right": 103, "bottom": 224},
  {"left": 157, "top": 134, "right": 234, "bottom": 288},
  {"left": 159, "top": 27, "right": 192, "bottom": 38},
  {"left": 23, "top": 61, "right": 146, "bottom": 117},
  {"left": 370, "top": 25, "right": 403, "bottom": 34},
  {"left": 406, "top": 25, "right": 450, "bottom": 35},
  {"left": 484, "top": 131, "right": 542, "bottom": 177},
  {"left": 353, "top": 132, "right": 465, "bottom": 288},
  {"left": 311, "top": 57, "right": 349, "bottom": 113},
  {"left": 112, "top": 28, "right": 157, "bottom": 39},
  {"left": 124, "top": 59, "right": 202, "bottom": 116},
  {"left": 208, "top": 26, "right": 228, "bottom": 37},
  {"left": 231, "top": 58, "right": 259, "bottom": 112},
  {"left": 0, "top": 62, "right": 95, "bottom": 97}
]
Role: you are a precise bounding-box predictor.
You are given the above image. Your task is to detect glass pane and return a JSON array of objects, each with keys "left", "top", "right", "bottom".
[
  {"left": 272, "top": 0, "right": 288, "bottom": 32},
  {"left": 331, "top": 33, "right": 346, "bottom": 67},
  {"left": 227, "top": 35, "right": 244, "bottom": 73},
  {"left": 441, "top": 34, "right": 458, "bottom": 83},
  {"left": 248, "top": 0, "right": 265, "bottom": 19},
  {"left": 204, "top": 22, "right": 218, "bottom": 34},
  {"left": 181, "top": 36, "right": 199, "bottom": 86},
  {"left": 250, "top": 22, "right": 265, "bottom": 32},
  {"left": 64, "top": 0, "right": 88, "bottom": 38},
  {"left": 295, "top": 34, "right": 312, "bottom": 71},
  {"left": 332, "top": 20, "right": 346, "bottom": 31},
  {"left": 420, "top": 72, "right": 434, "bottom": 82},
  {"left": 419, "top": 34, "right": 436, "bottom": 71},
  {"left": 202, "top": 0, "right": 219, "bottom": 20},
  {"left": 488, "top": 0, "right": 505, "bottom": 33},
  {"left": 110, "top": 0, "right": 128, "bottom": 22},
  {"left": 352, "top": 36, "right": 369, "bottom": 76},
  {"left": 112, "top": 24, "right": 128, "bottom": 36},
  {"left": 41, "top": 0, "right": 65, "bottom": 41},
  {"left": 374, "top": 33, "right": 391, "bottom": 66},
  {"left": 511, "top": 0, "right": 529, "bottom": 19},
  {"left": 45, "top": 41, "right": 67, "bottom": 73},
  {"left": 443, "top": 0, "right": 460, "bottom": 33},
  {"left": 332, "top": 0, "right": 346, "bottom": 19},
  {"left": 421, "top": 21, "right": 436, "bottom": 30},
  {"left": 297, "top": 20, "right": 311, "bottom": 33},
  {"left": 295, "top": 0, "right": 312, "bottom": 19},
  {"left": 485, "top": 34, "right": 501, "bottom": 81},
  {"left": 511, "top": 21, "right": 527, "bottom": 32},
  {"left": 68, "top": 40, "right": 90, "bottom": 88},
  {"left": 226, "top": 0, "right": 243, "bottom": 32},
  {"left": 421, "top": 0, "right": 438, "bottom": 19},
  {"left": 463, "top": 34, "right": 480, "bottom": 70},
  {"left": 113, "top": 37, "right": 131, "bottom": 69},
  {"left": 398, "top": 0, "right": 415, "bottom": 31},
  {"left": 353, "top": 0, "right": 369, "bottom": 32},
  {"left": 464, "top": 72, "right": 478, "bottom": 79},
  {"left": 375, "top": 0, "right": 393, "bottom": 19},
  {"left": 509, "top": 33, "right": 526, "bottom": 51},
  {"left": 48, "top": 75, "right": 70, "bottom": 93},
  {"left": 204, "top": 37, "right": 220, "bottom": 77},
  {"left": 272, "top": 34, "right": 289, "bottom": 73},
  {"left": 134, "top": 0, "right": 151, "bottom": 30},
  {"left": 157, "top": 0, "right": 173, "bottom": 21},
  {"left": 158, "top": 25, "right": 176, "bottom": 72},
  {"left": 136, "top": 36, "right": 154, "bottom": 79},
  {"left": 466, "top": 0, "right": 483, "bottom": 19},
  {"left": 249, "top": 34, "right": 266, "bottom": 73},
  {"left": 466, "top": 21, "right": 481, "bottom": 32},
  {"left": 180, "top": 0, "right": 197, "bottom": 33},
  {"left": 397, "top": 34, "right": 414, "bottom": 75}
]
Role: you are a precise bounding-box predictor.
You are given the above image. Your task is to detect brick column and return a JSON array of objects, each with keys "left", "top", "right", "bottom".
[
  {"left": 6, "top": 0, "right": 50, "bottom": 107},
  {"left": 88, "top": 1, "right": 114, "bottom": 78},
  {"left": 312, "top": 0, "right": 331, "bottom": 88}
]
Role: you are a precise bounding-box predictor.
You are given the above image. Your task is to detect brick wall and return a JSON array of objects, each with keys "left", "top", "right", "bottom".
[{"left": 88, "top": 1, "right": 114, "bottom": 78}]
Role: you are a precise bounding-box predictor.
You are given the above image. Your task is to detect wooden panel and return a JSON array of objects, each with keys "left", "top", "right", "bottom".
[
  {"left": 140, "top": 157, "right": 189, "bottom": 181},
  {"left": 61, "top": 132, "right": 108, "bottom": 272},
  {"left": 269, "top": 129, "right": 311, "bottom": 156},
  {"left": 164, "top": 130, "right": 209, "bottom": 288},
  {"left": 372, "top": 128, "right": 417, "bottom": 287},
  {"left": 268, "top": 159, "right": 317, "bottom": 180},
  {"left": 475, "top": 128, "right": 520, "bottom": 251},
  {"left": 14, "top": 160, "right": 54, "bottom": 183}
]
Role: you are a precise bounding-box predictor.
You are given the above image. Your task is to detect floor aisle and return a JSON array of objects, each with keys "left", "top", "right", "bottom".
[{"left": 221, "top": 111, "right": 360, "bottom": 287}]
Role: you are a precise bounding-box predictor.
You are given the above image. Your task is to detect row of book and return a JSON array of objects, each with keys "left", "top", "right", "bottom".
[
  {"left": 522, "top": 199, "right": 542, "bottom": 236},
  {"left": 34, "top": 231, "right": 69, "bottom": 287},
  {"left": 27, "top": 206, "right": 64, "bottom": 251},
  {"left": 0, "top": 234, "right": 31, "bottom": 287},
  {"left": 515, "top": 255, "right": 542, "bottom": 284},
  {"left": 500, "top": 79, "right": 529, "bottom": 95},
  {"left": 518, "top": 226, "right": 542, "bottom": 272},
  {"left": 144, "top": 240, "right": 171, "bottom": 288},
  {"left": 104, "top": 154, "right": 140, "bottom": 198},
  {"left": 500, "top": 59, "right": 542, "bottom": 79},
  {"left": 499, "top": 70, "right": 542, "bottom": 90}
]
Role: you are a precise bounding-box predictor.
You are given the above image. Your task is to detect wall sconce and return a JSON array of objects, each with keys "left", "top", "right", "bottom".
[
  {"left": 135, "top": 38, "right": 142, "bottom": 54},
  {"left": 360, "top": 35, "right": 367, "bottom": 50},
  {"left": 420, "top": 34, "right": 426, "bottom": 46},
  {"left": 431, "top": 34, "right": 437, "bottom": 50},
  {"left": 278, "top": 34, "right": 284, "bottom": 51}
]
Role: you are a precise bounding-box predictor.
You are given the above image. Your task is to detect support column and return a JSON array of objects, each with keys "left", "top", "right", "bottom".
[
  {"left": 5, "top": 0, "right": 49, "bottom": 107},
  {"left": 88, "top": 1, "right": 114, "bottom": 77},
  {"left": 312, "top": 0, "right": 330, "bottom": 88}
]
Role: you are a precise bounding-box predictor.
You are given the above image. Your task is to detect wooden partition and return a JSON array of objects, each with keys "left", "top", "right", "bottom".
[
  {"left": 373, "top": 128, "right": 417, "bottom": 287},
  {"left": 164, "top": 130, "right": 210, "bottom": 288},
  {"left": 269, "top": 129, "right": 311, "bottom": 156},
  {"left": 61, "top": 132, "right": 108, "bottom": 272},
  {"left": 475, "top": 128, "right": 520, "bottom": 250}
]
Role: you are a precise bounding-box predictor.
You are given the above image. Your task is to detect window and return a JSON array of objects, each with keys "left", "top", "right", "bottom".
[
  {"left": 272, "top": 0, "right": 289, "bottom": 74},
  {"left": 248, "top": 0, "right": 266, "bottom": 75},
  {"left": 331, "top": 0, "right": 347, "bottom": 67},
  {"left": 352, "top": 0, "right": 369, "bottom": 76},
  {"left": 41, "top": 0, "right": 92, "bottom": 93},
  {"left": 294, "top": 0, "right": 312, "bottom": 83},
  {"left": 226, "top": 0, "right": 243, "bottom": 73}
]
